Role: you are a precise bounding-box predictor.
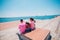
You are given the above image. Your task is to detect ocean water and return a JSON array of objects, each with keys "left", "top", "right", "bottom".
[{"left": 0, "top": 15, "right": 59, "bottom": 23}]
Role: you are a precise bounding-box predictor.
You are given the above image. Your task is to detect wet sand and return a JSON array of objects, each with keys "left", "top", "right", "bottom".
[{"left": 0, "top": 16, "right": 60, "bottom": 40}]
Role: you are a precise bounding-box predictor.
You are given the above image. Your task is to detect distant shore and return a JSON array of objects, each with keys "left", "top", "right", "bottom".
[{"left": 0, "top": 15, "right": 59, "bottom": 23}]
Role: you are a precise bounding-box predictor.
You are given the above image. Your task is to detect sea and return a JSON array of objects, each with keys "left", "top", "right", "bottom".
[{"left": 0, "top": 15, "right": 59, "bottom": 23}]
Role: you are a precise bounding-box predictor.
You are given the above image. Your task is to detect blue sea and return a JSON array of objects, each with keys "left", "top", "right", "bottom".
[{"left": 0, "top": 15, "right": 59, "bottom": 23}]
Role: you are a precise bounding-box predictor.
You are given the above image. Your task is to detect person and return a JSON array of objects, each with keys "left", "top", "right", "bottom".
[
  {"left": 29, "top": 18, "right": 36, "bottom": 30},
  {"left": 19, "top": 19, "right": 26, "bottom": 34},
  {"left": 25, "top": 22, "right": 31, "bottom": 33}
]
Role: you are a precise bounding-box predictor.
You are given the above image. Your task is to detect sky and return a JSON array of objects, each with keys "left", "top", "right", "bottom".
[{"left": 0, "top": 0, "right": 60, "bottom": 17}]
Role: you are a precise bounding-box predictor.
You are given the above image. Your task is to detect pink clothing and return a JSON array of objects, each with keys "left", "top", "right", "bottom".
[
  {"left": 19, "top": 22, "right": 26, "bottom": 34},
  {"left": 30, "top": 21, "right": 35, "bottom": 29}
]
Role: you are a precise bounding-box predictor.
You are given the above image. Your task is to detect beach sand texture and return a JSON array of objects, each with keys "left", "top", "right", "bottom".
[{"left": 0, "top": 16, "right": 60, "bottom": 40}]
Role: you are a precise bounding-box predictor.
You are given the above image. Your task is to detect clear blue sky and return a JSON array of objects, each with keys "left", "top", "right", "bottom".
[{"left": 0, "top": 0, "right": 60, "bottom": 17}]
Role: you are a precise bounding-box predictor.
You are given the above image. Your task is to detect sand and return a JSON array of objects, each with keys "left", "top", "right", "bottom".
[{"left": 0, "top": 16, "right": 60, "bottom": 40}]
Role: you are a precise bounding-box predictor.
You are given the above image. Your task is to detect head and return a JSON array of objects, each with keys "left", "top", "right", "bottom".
[
  {"left": 26, "top": 22, "right": 30, "bottom": 26},
  {"left": 20, "top": 19, "right": 23, "bottom": 23},
  {"left": 30, "top": 18, "right": 36, "bottom": 22},
  {"left": 26, "top": 22, "right": 30, "bottom": 28},
  {"left": 30, "top": 18, "right": 34, "bottom": 21}
]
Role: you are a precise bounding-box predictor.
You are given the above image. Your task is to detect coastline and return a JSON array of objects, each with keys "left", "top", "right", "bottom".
[{"left": 0, "top": 16, "right": 60, "bottom": 40}]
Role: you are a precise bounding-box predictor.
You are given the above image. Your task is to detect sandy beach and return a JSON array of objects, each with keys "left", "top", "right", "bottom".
[{"left": 0, "top": 16, "right": 60, "bottom": 40}]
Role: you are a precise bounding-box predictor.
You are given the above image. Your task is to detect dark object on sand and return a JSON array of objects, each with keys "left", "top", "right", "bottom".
[{"left": 16, "top": 33, "right": 32, "bottom": 40}]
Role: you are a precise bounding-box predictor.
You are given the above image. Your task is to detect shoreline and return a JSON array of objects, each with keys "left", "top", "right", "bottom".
[
  {"left": 0, "top": 16, "right": 59, "bottom": 30},
  {"left": 0, "top": 18, "right": 55, "bottom": 31},
  {"left": 0, "top": 16, "right": 60, "bottom": 40}
]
